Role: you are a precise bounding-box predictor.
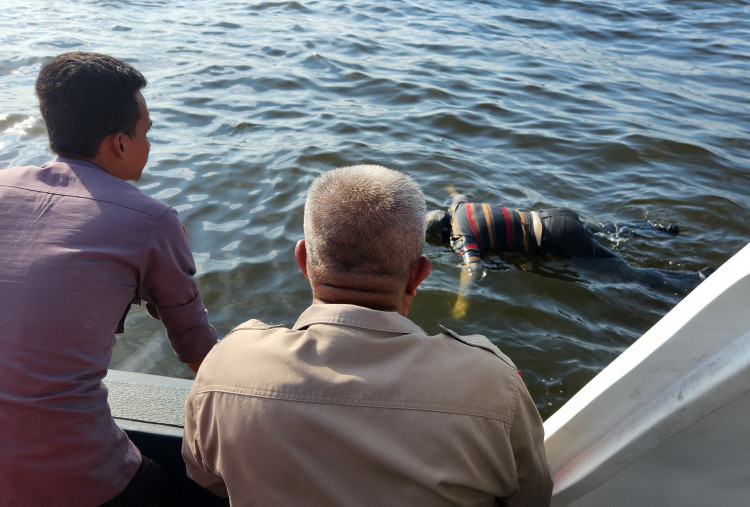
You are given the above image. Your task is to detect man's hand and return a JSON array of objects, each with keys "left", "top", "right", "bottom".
[
  {"left": 452, "top": 263, "right": 484, "bottom": 318},
  {"left": 452, "top": 295, "right": 469, "bottom": 318}
]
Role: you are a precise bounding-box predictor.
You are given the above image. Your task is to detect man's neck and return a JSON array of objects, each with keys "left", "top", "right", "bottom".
[{"left": 309, "top": 271, "right": 409, "bottom": 316}]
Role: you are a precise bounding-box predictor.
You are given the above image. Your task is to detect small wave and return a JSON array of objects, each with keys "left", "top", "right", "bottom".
[
  {"left": 202, "top": 219, "right": 251, "bottom": 232},
  {"left": 248, "top": 1, "right": 309, "bottom": 12}
]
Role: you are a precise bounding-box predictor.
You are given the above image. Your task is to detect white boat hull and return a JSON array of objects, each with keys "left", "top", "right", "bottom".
[{"left": 544, "top": 242, "right": 750, "bottom": 506}]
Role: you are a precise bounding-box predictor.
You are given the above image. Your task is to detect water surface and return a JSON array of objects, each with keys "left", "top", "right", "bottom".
[{"left": 1, "top": 0, "right": 748, "bottom": 418}]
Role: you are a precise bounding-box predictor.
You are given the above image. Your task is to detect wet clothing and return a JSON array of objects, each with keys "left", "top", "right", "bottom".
[
  {"left": 0, "top": 157, "right": 218, "bottom": 506},
  {"left": 183, "top": 304, "right": 552, "bottom": 506},
  {"left": 538, "top": 208, "right": 615, "bottom": 258},
  {"left": 450, "top": 199, "right": 613, "bottom": 264},
  {"left": 450, "top": 201, "right": 539, "bottom": 263}
]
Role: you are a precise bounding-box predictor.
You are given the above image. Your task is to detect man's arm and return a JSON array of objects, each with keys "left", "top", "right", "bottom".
[
  {"left": 444, "top": 184, "right": 468, "bottom": 205},
  {"left": 182, "top": 388, "right": 229, "bottom": 497},
  {"left": 139, "top": 209, "right": 218, "bottom": 366},
  {"left": 506, "top": 382, "right": 553, "bottom": 506},
  {"left": 451, "top": 192, "right": 469, "bottom": 205},
  {"left": 449, "top": 210, "right": 483, "bottom": 318},
  {"left": 452, "top": 262, "right": 483, "bottom": 318}
]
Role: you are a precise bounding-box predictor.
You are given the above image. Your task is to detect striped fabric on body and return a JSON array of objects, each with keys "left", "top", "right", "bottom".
[{"left": 450, "top": 201, "right": 537, "bottom": 264}]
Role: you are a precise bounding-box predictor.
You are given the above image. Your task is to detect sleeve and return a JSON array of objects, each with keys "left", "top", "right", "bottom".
[
  {"left": 182, "top": 388, "right": 229, "bottom": 497},
  {"left": 451, "top": 193, "right": 469, "bottom": 205},
  {"left": 506, "top": 380, "right": 553, "bottom": 507},
  {"left": 138, "top": 208, "right": 218, "bottom": 363},
  {"left": 449, "top": 202, "right": 482, "bottom": 265}
]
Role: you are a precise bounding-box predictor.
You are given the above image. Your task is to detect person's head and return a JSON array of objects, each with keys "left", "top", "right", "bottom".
[
  {"left": 35, "top": 52, "right": 150, "bottom": 180},
  {"left": 425, "top": 210, "right": 451, "bottom": 244},
  {"left": 295, "top": 165, "right": 431, "bottom": 316}
]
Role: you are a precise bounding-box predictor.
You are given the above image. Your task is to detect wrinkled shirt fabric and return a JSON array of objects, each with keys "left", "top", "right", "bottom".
[
  {"left": 0, "top": 157, "right": 218, "bottom": 506},
  {"left": 183, "top": 303, "right": 552, "bottom": 507}
]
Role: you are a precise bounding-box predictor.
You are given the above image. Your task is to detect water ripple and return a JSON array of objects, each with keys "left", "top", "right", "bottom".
[{"left": 2, "top": 0, "right": 748, "bottom": 416}]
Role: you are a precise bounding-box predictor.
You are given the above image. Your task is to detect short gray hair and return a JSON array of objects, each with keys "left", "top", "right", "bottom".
[{"left": 304, "top": 165, "right": 425, "bottom": 278}]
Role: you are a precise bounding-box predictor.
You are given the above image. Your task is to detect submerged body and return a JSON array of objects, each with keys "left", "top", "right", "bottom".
[
  {"left": 447, "top": 199, "right": 614, "bottom": 264},
  {"left": 427, "top": 194, "right": 706, "bottom": 318}
]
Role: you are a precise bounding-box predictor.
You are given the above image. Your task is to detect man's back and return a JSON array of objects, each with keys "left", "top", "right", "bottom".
[
  {"left": 1, "top": 158, "right": 178, "bottom": 504},
  {"left": 450, "top": 200, "right": 539, "bottom": 256},
  {"left": 183, "top": 304, "right": 551, "bottom": 506}
]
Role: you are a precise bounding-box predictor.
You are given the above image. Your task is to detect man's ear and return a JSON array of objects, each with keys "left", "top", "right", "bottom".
[
  {"left": 103, "top": 132, "right": 126, "bottom": 157},
  {"left": 406, "top": 255, "right": 431, "bottom": 296},
  {"left": 115, "top": 133, "right": 126, "bottom": 155},
  {"left": 294, "top": 239, "right": 309, "bottom": 281}
]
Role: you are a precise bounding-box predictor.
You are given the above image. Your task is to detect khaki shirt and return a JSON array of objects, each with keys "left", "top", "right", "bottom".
[{"left": 183, "top": 304, "right": 551, "bottom": 506}]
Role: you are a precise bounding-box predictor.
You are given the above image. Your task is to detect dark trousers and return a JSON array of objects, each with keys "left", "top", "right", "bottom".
[
  {"left": 539, "top": 208, "right": 616, "bottom": 258},
  {"left": 100, "top": 455, "right": 178, "bottom": 507}
]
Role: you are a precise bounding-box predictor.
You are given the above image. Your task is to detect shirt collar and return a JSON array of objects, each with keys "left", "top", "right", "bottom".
[
  {"left": 293, "top": 304, "right": 425, "bottom": 336},
  {"left": 54, "top": 156, "right": 104, "bottom": 171}
]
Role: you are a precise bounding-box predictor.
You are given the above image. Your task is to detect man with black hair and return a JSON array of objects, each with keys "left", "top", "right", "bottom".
[{"left": 0, "top": 52, "right": 218, "bottom": 505}]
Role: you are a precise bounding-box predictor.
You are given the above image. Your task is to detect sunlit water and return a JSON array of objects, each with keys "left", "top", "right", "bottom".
[{"left": 1, "top": 0, "right": 748, "bottom": 419}]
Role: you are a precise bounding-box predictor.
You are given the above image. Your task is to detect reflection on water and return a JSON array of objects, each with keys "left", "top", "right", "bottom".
[{"left": 1, "top": 0, "right": 749, "bottom": 418}]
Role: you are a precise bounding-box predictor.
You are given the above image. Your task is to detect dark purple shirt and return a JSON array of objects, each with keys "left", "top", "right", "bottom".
[{"left": 0, "top": 157, "right": 218, "bottom": 505}]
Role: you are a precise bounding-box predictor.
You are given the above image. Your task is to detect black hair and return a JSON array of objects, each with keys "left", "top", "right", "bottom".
[
  {"left": 425, "top": 210, "right": 452, "bottom": 244},
  {"left": 35, "top": 52, "right": 147, "bottom": 158},
  {"left": 438, "top": 212, "right": 451, "bottom": 243}
]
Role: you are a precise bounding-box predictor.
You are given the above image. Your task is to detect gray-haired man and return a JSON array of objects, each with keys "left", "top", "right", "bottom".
[{"left": 183, "top": 165, "right": 552, "bottom": 506}]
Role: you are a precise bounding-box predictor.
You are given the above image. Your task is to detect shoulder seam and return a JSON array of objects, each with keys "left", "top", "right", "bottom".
[
  {"left": 192, "top": 385, "right": 515, "bottom": 423},
  {"left": 438, "top": 324, "right": 517, "bottom": 370}
]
